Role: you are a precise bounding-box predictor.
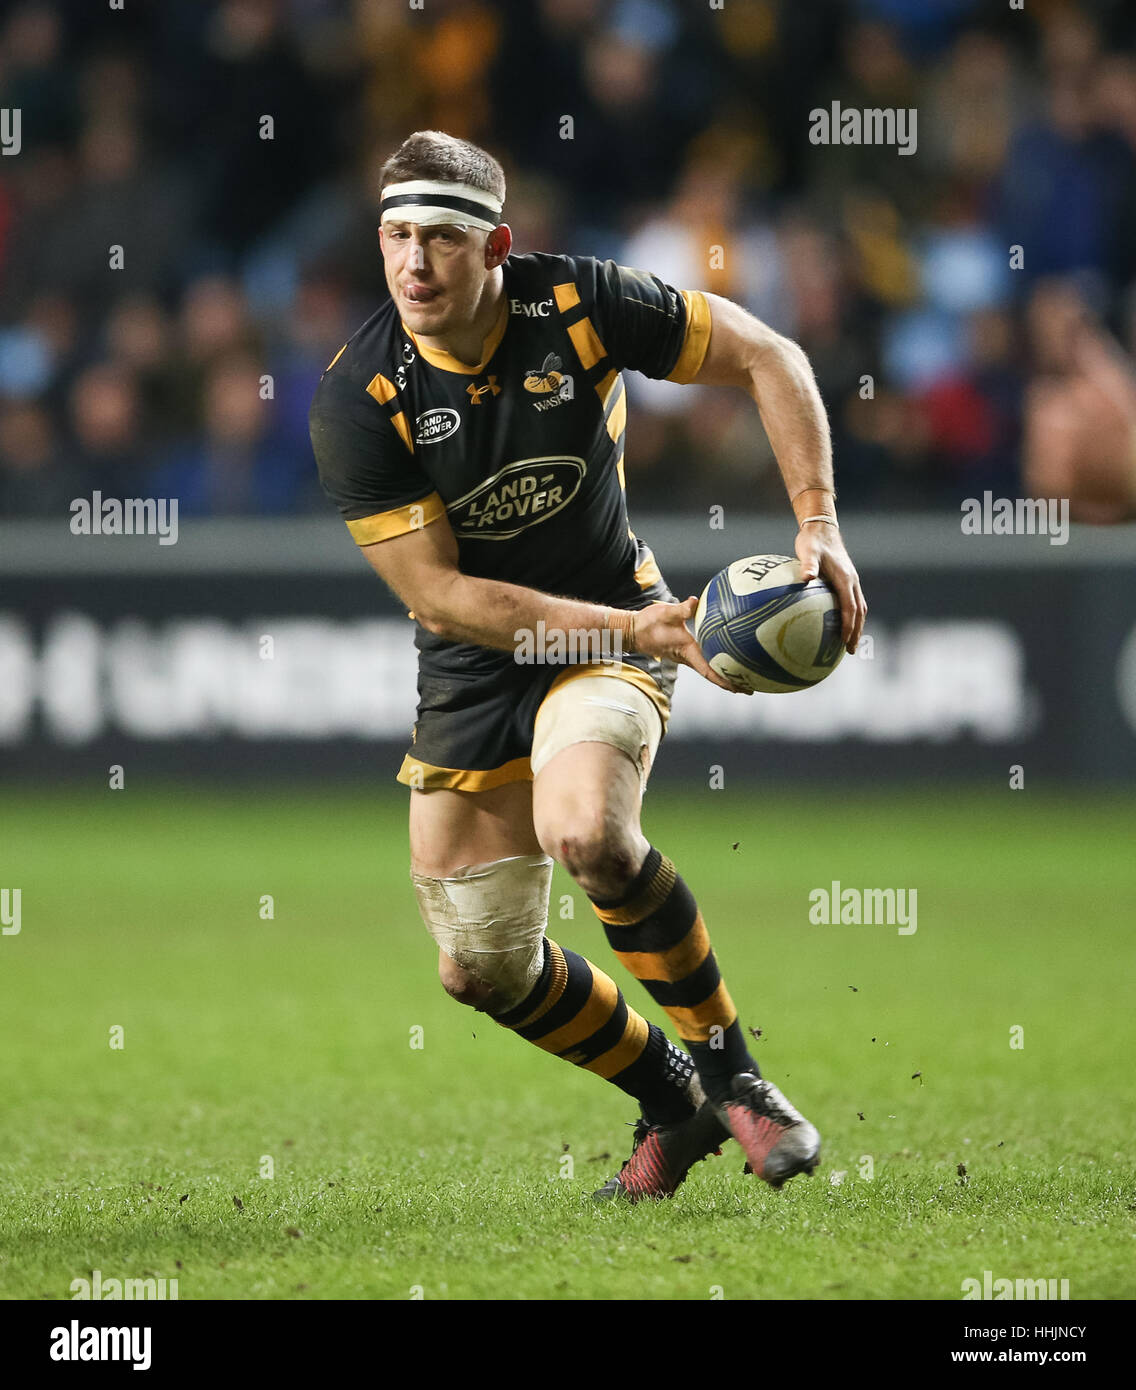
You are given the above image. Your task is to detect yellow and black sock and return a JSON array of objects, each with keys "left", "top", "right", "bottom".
[
  {"left": 589, "top": 846, "right": 758, "bottom": 1104},
  {"left": 491, "top": 939, "right": 697, "bottom": 1124}
]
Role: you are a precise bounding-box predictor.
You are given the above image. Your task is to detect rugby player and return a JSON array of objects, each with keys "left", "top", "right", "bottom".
[{"left": 310, "top": 131, "right": 867, "bottom": 1201}]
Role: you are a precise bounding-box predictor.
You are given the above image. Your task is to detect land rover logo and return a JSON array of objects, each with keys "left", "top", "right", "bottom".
[
  {"left": 415, "top": 407, "right": 461, "bottom": 444},
  {"left": 447, "top": 456, "right": 585, "bottom": 540}
]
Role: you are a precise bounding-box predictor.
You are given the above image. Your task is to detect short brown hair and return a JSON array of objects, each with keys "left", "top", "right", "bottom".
[{"left": 379, "top": 131, "right": 506, "bottom": 205}]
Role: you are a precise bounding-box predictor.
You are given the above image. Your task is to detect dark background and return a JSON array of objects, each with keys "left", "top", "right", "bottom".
[
  {"left": 3, "top": 0, "right": 1136, "bottom": 517},
  {"left": 0, "top": 0, "right": 1134, "bottom": 782}
]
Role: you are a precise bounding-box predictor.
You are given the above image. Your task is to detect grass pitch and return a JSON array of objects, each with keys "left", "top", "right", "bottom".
[{"left": 1, "top": 782, "right": 1133, "bottom": 1301}]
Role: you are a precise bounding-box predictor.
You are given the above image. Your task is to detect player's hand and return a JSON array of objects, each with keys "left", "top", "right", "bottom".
[
  {"left": 795, "top": 523, "right": 867, "bottom": 653},
  {"left": 633, "top": 597, "right": 752, "bottom": 694}
]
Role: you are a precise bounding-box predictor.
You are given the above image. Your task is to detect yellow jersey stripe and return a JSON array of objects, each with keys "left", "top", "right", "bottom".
[
  {"left": 604, "top": 379, "right": 627, "bottom": 443},
  {"left": 633, "top": 548, "right": 662, "bottom": 589},
  {"left": 568, "top": 315, "right": 606, "bottom": 372},
  {"left": 390, "top": 410, "right": 412, "bottom": 452},
  {"left": 595, "top": 368, "right": 619, "bottom": 407},
  {"left": 396, "top": 753, "right": 533, "bottom": 792},
  {"left": 365, "top": 372, "right": 399, "bottom": 405},
  {"left": 553, "top": 282, "right": 581, "bottom": 314},
  {"left": 666, "top": 289, "right": 712, "bottom": 384},
  {"left": 345, "top": 491, "right": 445, "bottom": 545}
]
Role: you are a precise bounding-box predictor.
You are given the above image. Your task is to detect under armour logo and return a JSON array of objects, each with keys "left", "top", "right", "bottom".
[{"left": 467, "top": 376, "right": 501, "bottom": 404}]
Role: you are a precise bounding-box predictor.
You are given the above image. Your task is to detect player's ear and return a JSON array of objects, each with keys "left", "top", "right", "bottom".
[{"left": 485, "top": 224, "right": 511, "bottom": 268}]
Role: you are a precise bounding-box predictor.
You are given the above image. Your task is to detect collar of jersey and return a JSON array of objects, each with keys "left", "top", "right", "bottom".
[{"left": 401, "top": 298, "right": 509, "bottom": 375}]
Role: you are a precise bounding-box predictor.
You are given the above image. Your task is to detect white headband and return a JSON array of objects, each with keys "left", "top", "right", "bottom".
[{"left": 379, "top": 179, "right": 503, "bottom": 233}]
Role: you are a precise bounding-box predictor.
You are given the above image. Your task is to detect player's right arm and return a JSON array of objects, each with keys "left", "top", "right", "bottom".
[
  {"left": 356, "top": 513, "right": 731, "bottom": 688},
  {"left": 309, "top": 369, "right": 733, "bottom": 688}
]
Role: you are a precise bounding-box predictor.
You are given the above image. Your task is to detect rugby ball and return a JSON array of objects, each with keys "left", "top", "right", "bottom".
[{"left": 694, "top": 554, "right": 845, "bottom": 694}]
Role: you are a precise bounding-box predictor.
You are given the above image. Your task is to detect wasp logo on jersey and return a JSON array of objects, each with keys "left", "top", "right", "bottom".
[
  {"left": 447, "top": 456, "right": 585, "bottom": 539},
  {"left": 523, "top": 354, "right": 574, "bottom": 412}
]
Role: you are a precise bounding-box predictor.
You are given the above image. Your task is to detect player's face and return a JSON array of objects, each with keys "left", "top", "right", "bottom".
[{"left": 380, "top": 222, "right": 497, "bottom": 337}]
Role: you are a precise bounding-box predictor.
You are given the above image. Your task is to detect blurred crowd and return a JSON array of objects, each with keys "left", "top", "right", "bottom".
[{"left": 2, "top": 0, "right": 1136, "bottom": 520}]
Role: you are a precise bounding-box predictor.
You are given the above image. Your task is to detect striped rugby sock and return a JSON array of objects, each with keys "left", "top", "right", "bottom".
[
  {"left": 589, "top": 846, "right": 758, "bottom": 1104},
  {"left": 491, "top": 939, "right": 699, "bottom": 1124}
]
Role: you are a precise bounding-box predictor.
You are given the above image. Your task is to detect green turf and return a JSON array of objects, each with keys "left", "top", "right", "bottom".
[{"left": 1, "top": 783, "right": 1133, "bottom": 1300}]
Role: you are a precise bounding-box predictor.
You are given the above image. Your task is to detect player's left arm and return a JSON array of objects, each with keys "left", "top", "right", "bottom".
[{"left": 688, "top": 293, "right": 867, "bottom": 652}]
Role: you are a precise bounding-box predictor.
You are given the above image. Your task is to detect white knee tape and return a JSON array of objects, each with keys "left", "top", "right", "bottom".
[
  {"left": 410, "top": 853, "right": 553, "bottom": 1003},
  {"left": 531, "top": 675, "right": 663, "bottom": 785}
]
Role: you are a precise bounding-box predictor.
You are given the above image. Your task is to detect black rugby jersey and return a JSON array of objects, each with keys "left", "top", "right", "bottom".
[{"left": 310, "top": 253, "right": 710, "bottom": 660}]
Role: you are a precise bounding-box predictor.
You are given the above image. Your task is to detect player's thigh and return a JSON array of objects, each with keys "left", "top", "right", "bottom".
[
  {"left": 530, "top": 674, "right": 663, "bottom": 868},
  {"left": 532, "top": 740, "right": 646, "bottom": 860},
  {"left": 408, "top": 778, "right": 542, "bottom": 878}
]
